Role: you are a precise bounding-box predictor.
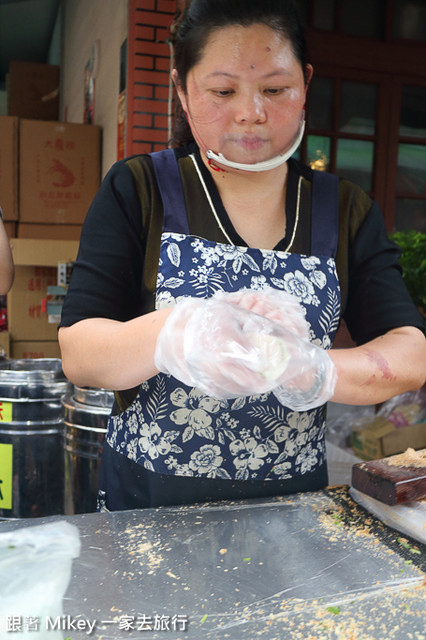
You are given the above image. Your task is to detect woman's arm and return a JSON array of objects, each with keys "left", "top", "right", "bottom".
[
  {"left": 58, "top": 309, "right": 173, "bottom": 391},
  {"left": 0, "top": 216, "right": 14, "bottom": 294},
  {"left": 329, "top": 326, "right": 426, "bottom": 405},
  {"left": 60, "top": 314, "right": 425, "bottom": 406}
]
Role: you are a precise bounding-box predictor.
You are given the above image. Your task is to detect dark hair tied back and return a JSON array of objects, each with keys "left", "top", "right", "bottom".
[{"left": 169, "top": 0, "right": 307, "bottom": 148}]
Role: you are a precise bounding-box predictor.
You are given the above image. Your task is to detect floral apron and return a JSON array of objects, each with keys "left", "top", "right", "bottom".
[{"left": 99, "top": 150, "right": 341, "bottom": 509}]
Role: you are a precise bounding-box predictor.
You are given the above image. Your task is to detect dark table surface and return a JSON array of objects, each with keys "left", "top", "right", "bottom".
[{"left": 1, "top": 486, "right": 425, "bottom": 639}]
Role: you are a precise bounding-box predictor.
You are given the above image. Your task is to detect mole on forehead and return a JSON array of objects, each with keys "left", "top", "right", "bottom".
[{"left": 249, "top": 46, "right": 272, "bottom": 70}]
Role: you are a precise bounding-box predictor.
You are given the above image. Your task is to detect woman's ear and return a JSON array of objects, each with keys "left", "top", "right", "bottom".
[
  {"left": 304, "top": 64, "right": 314, "bottom": 88},
  {"left": 171, "top": 68, "right": 179, "bottom": 87}
]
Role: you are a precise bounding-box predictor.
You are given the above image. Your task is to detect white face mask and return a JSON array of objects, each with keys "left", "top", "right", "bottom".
[{"left": 206, "top": 118, "right": 305, "bottom": 172}]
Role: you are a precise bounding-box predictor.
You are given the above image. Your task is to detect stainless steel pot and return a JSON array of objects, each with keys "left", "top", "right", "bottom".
[
  {"left": 0, "top": 358, "right": 71, "bottom": 519},
  {"left": 62, "top": 386, "right": 114, "bottom": 515}
]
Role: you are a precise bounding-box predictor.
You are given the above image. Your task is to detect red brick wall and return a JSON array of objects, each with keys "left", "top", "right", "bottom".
[{"left": 126, "top": 0, "right": 177, "bottom": 156}]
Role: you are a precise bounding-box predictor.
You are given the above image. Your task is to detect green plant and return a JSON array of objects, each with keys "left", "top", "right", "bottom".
[{"left": 389, "top": 230, "right": 426, "bottom": 326}]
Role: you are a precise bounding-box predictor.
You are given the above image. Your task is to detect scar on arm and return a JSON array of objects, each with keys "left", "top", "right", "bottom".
[{"left": 364, "top": 349, "right": 397, "bottom": 381}]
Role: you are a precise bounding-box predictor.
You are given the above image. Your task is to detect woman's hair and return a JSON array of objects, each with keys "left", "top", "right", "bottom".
[{"left": 169, "top": 0, "right": 308, "bottom": 147}]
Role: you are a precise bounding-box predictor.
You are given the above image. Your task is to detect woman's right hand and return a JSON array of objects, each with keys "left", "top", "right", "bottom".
[{"left": 155, "top": 294, "right": 279, "bottom": 398}]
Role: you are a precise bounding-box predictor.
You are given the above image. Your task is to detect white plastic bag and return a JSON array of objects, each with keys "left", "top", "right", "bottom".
[{"left": 0, "top": 520, "right": 81, "bottom": 639}]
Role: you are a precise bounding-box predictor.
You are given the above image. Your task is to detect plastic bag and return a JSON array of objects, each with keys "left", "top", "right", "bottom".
[
  {"left": 326, "top": 402, "right": 377, "bottom": 448},
  {"left": 375, "top": 388, "right": 426, "bottom": 424},
  {"left": 350, "top": 487, "right": 426, "bottom": 545},
  {"left": 0, "top": 520, "right": 81, "bottom": 638}
]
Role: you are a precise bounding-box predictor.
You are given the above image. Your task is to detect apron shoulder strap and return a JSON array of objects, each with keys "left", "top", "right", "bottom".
[
  {"left": 150, "top": 148, "right": 190, "bottom": 235},
  {"left": 311, "top": 170, "right": 340, "bottom": 258}
]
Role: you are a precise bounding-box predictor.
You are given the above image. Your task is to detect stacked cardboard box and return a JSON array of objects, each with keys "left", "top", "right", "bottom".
[
  {"left": 0, "top": 116, "right": 18, "bottom": 226},
  {"left": 1, "top": 61, "right": 102, "bottom": 240},
  {"left": 18, "top": 118, "right": 101, "bottom": 238},
  {"left": 7, "top": 61, "right": 60, "bottom": 121},
  {"left": 7, "top": 238, "right": 79, "bottom": 358},
  {"left": 0, "top": 62, "right": 102, "bottom": 356},
  {"left": 0, "top": 332, "right": 10, "bottom": 357},
  {"left": 0, "top": 116, "right": 101, "bottom": 238},
  {"left": 351, "top": 402, "right": 426, "bottom": 460}
]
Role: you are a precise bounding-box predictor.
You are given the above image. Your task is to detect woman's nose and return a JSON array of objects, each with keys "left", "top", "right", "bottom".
[{"left": 234, "top": 93, "right": 266, "bottom": 124}]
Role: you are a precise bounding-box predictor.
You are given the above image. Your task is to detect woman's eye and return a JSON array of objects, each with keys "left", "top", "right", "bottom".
[
  {"left": 265, "top": 88, "right": 286, "bottom": 96},
  {"left": 211, "top": 89, "right": 234, "bottom": 97}
]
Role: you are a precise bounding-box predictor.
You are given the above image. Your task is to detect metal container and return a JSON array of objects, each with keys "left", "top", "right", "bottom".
[
  {"left": 0, "top": 358, "right": 71, "bottom": 519},
  {"left": 62, "top": 386, "right": 114, "bottom": 515}
]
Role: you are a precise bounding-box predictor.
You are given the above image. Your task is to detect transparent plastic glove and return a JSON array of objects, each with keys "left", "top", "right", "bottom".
[
  {"left": 155, "top": 295, "right": 282, "bottom": 397},
  {"left": 219, "top": 288, "right": 310, "bottom": 340},
  {"left": 154, "top": 296, "right": 205, "bottom": 388},
  {"left": 272, "top": 339, "right": 337, "bottom": 411},
  {"left": 155, "top": 292, "right": 337, "bottom": 404},
  {"left": 217, "top": 290, "right": 336, "bottom": 409}
]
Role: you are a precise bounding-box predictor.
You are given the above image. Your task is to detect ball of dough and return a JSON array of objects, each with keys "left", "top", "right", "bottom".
[{"left": 246, "top": 332, "right": 290, "bottom": 380}]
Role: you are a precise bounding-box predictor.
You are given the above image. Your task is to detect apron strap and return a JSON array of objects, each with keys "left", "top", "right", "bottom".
[
  {"left": 150, "top": 148, "right": 190, "bottom": 235},
  {"left": 311, "top": 170, "right": 340, "bottom": 258},
  {"left": 151, "top": 150, "right": 339, "bottom": 256}
]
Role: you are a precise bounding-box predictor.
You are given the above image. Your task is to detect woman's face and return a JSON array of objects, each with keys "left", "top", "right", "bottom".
[{"left": 174, "top": 23, "right": 312, "bottom": 170}]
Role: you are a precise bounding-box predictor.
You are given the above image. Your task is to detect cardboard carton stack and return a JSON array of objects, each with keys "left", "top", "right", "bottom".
[
  {"left": 1, "top": 60, "right": 102, "bottom": 239},
  {"left": 0, "top": 115, "right": 18, "bottom": 235},
  {"left": 17, "top": 118, "right": 101, "bottom": 239},
  {"left": 7, "top": 239, "right": 79, "bottom": 358},
  {"left": 0, "top": 61, "right": 102, "bottom": 357}
]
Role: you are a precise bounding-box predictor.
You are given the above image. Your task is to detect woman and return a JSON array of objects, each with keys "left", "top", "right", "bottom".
[{"left": 58, "top": 0, "right": 425, "bottom": 510}]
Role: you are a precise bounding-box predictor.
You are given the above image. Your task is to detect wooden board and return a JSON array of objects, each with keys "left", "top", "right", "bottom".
[{"left": 351, "top": 449, "right": 426, "bottom": 505}]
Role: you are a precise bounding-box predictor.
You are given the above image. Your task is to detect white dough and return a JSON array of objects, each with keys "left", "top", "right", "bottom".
[{"left": 246, "top": 332, "right": 291, "bottom": 380}]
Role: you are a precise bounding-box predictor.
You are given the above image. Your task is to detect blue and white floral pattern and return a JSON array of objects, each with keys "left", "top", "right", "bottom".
[{"left": 107, "top": 233, "right": 340, "bottom": 482}]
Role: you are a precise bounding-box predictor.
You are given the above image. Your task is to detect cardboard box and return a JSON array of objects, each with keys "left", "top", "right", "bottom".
[
  {"left": 3, "top": 222, "right": 17, "bottom": 238},
  {"left": 351, "top": 405, "right": 426, "bottom": 460},
  {"left": 19, "top": 119, "right": 101, "bottom": 224},
  {"left": 17, "top": 223, "right": 82, "bottom": 241},
  {"left": 0, "top": 116, "right": 18, "bottom": 221},
  {"left": 9, "top": 238, "right": 79, "bottom": 267},
  {"left": 11, "top": 340, "right": 61, "bottom": 360},
  {"left": 7, "top": 61, "right": 59, "bottom": 121},
  {"left": 7, "top": 238, "right": 79, "bottom": 341},
  {"left": 0, "top": 331, "right": 10, "bottom": 357}
]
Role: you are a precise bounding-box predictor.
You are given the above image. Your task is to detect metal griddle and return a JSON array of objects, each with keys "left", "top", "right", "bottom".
[{"left": 1, "top": 487, "right": 425, "bottom": 639}]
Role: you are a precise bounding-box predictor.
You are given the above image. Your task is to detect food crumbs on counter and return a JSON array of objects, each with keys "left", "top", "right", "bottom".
[
  {"left": 386, "top": 448, "right": 426, "bottom": 468},
  {"left": 219, "top": 548, "right": 227, "bottom": 555},
  {"left": 166, "top": 571, "right": 181, "bottom": 580}
]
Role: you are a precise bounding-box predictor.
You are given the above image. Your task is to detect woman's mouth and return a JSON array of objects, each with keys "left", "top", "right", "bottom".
[
  {"left": 238, "top": 135, "right": 266, "bottom": 151},
  {"left": 223, "top": 134, "right": 267, "bottom": 151}
]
